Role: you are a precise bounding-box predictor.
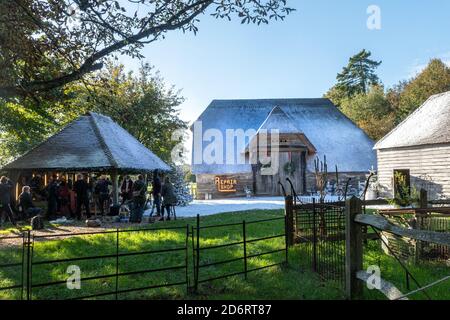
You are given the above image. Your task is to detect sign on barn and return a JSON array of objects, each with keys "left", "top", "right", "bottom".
[{"left": 215, "top": 176, "right": 238, "bottom": 193}]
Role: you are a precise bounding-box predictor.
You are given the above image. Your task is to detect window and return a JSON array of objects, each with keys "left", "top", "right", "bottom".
[{"left": 393, "top": 169, "right": 411, "bottom": 198}]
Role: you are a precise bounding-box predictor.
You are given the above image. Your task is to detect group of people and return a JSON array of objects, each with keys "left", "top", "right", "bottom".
[
  {"left": 40, "top": 173, "right": 120, "bottom": 220},
  {"left": 0, "top": 170, "right": 178, "bottom": 227},
  {"left": 149, "top": 171, "right": 177, "bottom": 221},
  {"left": 43, "top": 173, "right": 106, "bottom": 220},
  {"left": 0, "top": 176, "right": 44, "bottom": 226}
]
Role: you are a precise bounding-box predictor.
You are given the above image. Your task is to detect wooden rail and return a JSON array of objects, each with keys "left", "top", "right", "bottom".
[
  {"left": 292, "top": 199, "right": 390, "bottom": 211},
  {"left": 345, "top": 190, "right": 450, "bottom": 300},
  {"left": 355, "top": 214, "right": 450, "bottom": 247},
  {"left": 429, "top": 199, "right": 450, "bottom": 205},
  {"left": 378, "top": 208, "right": 450, "bottom": 215}
]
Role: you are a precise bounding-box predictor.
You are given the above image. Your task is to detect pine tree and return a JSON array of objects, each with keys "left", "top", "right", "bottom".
[{"left": 336, "top": 49, "right": 382, "bottom": 97}]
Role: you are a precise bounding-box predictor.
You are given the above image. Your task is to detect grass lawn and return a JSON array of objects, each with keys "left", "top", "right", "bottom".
[{"left": 0, "top": 209, "right": 448, "bottom": 300}]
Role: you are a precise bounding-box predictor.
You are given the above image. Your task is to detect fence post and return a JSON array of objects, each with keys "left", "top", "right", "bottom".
[
  {"left": 115, "top": 228, "right": 119, "bottom": 300},
  {"left": 419, "top": 189, "right": 428, "bottom": 209},
  {"left": 284, "top": 195, "right": 295, "bottom": 247},
  {"left": 21, "top": 232, "right": 26, "bottom": 300},
  {"left": 345, "top": 196, "right": 363, "bottom": 300},
  {"left": 194, "top": 214, "right": 200, "bottom": 292},
  {"left": 243, "top": 220, "right": 248, "bottom": 280},
  {"left": 415, "top": 189, "right": 428, "bottom": 262},
  {"left": 185, "top": 224, "right": 190, "bottom": 293},
  {"left": 190, "top": 225, "right": 195, "bottom": 294},
  {"left": 284, "top": 215, "right": 289, "bottom": 265},
  {"left": 26, "top": 230, "right": 31, "bottom": 301},
  {"left": 312, "top": 198, "right": 317, "bottom": 272}
]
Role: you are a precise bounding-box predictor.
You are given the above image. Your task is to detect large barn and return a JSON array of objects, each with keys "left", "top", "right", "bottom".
[
  {"left": 191, "top": 98, "right": 376, "bottom": 199},
  {"left": 374, "top": 91, "right": 450, "bottom": 200}
]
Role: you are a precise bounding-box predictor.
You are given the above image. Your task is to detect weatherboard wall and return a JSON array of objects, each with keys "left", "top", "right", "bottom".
[{"left": 376, "top": 143, "right": 450, "bottom": 199}]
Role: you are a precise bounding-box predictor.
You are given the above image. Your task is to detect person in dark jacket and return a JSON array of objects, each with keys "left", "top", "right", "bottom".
[
  {"left": 130, "top": 175, "right": 146, "bottom": 223},
  {"left": 161, "top": 176, "right": 177, "bottom": 221},
  {"left": 152, "top": 170, "right": 162, "bottom": 216},
  {"left": 95, "top": 175, "right": 111, "bottom": 215},
  {"left": 73, "top": 174, "right": 91, "bottom": 219},
  {"left": 46, "top": 174, "right": 59, "bottom": 219},
  {"left": 18, "top": 186, "right": 41, "bottom": 219},
  {"left": 133, "top": 175, "right": 147, "bottom": 207},
  {"left": 0, "top": 176, "right": 16, "bottom": 226},
  {"left": 120, "top": 175, "right": 133, "bottom": 205},
  {"left": 58, "top": 180, "right": 71, "bottom": 217}
]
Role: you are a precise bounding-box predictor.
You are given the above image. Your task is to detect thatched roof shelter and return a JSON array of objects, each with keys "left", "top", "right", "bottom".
[
  {"left": 2, "top": 112, "right": 171, "bottom": 204},
  {"left": 3, "top": 112, "right": 170, "bottom": 173}
]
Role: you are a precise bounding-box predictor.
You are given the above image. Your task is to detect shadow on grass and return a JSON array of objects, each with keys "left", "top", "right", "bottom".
[{"left": 0, "top": 209, "right": 349, "bottom": 300}]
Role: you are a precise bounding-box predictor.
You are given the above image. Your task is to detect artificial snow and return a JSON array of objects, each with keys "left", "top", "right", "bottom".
[
  {"left": 144, "top": 195, "right": 335, "bottom": 218},
  {"left": 142, "top": 196, "right": 393, "bottom": 218}
]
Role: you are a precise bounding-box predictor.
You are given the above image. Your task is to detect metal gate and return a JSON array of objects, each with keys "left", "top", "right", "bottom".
[{"left": 295, "top": 199, "right": 346, "bottom": 288}]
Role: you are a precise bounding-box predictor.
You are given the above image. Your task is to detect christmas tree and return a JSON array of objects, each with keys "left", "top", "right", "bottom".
[{"left": 169, "top": 165, "right": 193, "bottom": 206}]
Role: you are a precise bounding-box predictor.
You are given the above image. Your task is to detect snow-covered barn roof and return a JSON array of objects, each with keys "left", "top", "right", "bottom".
[
  {"left": 191, "top": 98, "right": 376, "bottom": 174},
  {"left": 374, "top": 91, "right": 450, "bottom": 150},
  {"left": 2, "top": 112, "right": 171, "bottom": 173}
]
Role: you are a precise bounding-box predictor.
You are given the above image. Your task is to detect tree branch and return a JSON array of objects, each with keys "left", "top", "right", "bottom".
[{"left": 0, "top": 0, "right": 213, "bottom": 99}]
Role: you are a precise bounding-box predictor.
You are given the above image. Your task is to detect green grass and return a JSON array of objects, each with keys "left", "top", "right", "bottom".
[
  {"left": 0, "top": 209, "right": 448, "bottom": 300},
  {"left": 362, "top": 239, "right": 450, "bottom": 300},
  {"left": 0, "top": 209, "right": 345, "bottom": 300}
]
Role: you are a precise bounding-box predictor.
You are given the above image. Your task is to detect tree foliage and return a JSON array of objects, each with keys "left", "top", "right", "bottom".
[
  {"left": 326, "top": 53, "right": 450, "bottom": 141},
  {"left": 334, "top": 49, "right": 382, "bottom": 97},
  {"left": 391, "top": 59, "right": 450, "bottom": 120},
  {"left": 0, "top": 0, "right": 294, "bottom": 99},
  {"left": 0, "top": 62, "right": 187, "bottom": 166},
  {"left": 339, "top": 86, "right": 395, "bottom": 140},
  {"left": 69, "top": 62, "right": 188, "bottom": 163}
]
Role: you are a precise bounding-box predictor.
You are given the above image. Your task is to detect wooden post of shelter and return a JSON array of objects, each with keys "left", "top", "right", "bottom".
[
  {"left": 345, "top": 196, "right": 363, "bottom": 300},
  {"left": 111, "top": 170, "right": 119, "bottom": 206}
]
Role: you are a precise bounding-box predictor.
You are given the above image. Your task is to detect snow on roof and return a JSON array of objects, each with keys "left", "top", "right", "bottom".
[
  {"left": 244, "top": 106, "right": 311, "bottom": 151},
  {"left": 374, "top": 91, "right": 450, "bottom": 150},
  {"left": 257, "top": 106, "right": 302, "bottom": 134},
  {"left": 3, "top": 112, "right": 171, "bottom": 173},
  {"left": 192, "top": 99, "right": 376, "bottom": 174}
]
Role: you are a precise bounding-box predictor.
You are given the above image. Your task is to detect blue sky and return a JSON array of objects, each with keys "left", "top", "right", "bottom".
[{"left": 119, "top": 0, "right": 450, "bottom": 161}]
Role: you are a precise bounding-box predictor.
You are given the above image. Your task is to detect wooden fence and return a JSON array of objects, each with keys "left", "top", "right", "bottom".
[{"left": 345, "top": 196, "right": 450, "bottom": 300}]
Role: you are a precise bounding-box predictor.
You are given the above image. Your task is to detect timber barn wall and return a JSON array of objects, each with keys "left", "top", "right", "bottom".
[{"left": 377, "top": 143, "right": 450, "bottom": 199}]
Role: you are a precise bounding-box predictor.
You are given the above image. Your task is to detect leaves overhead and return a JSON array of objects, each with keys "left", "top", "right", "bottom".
[
  {"left": 0, "top": 61, "right": 187, "bottom": 166},
  {"left": 0, "top": 0, "right": 295, "bottom": 99}
]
